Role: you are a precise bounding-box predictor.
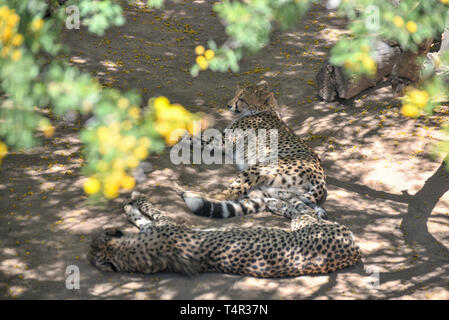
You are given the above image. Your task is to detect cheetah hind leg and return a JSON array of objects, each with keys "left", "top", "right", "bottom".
[
  {"left": 274, "top": 189, "right": 328, "bottom": 220},
  {"left": 264, "top": 198, "right": 323, "bottom": 232},
  {"left": 270, "top": 189, "right": 329, "bottom": 220},
  {"left": 296, "top": 197, "right": 328, "bottom": 220},
  {"left": 264, "top": 198, "right": 315, "bottom": 220}
]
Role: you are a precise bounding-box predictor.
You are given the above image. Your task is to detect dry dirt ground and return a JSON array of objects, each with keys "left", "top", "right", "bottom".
[{"left": 1, "top": 0, "right": 449, "bottom": 300}]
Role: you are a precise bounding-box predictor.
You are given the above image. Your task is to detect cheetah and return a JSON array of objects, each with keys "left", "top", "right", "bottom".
[
  {"left": 89, "top": 192, "right": 362, "bottom": 277},
  {"left": 182, "top": 81, "right": 328, "bottom": 220}
]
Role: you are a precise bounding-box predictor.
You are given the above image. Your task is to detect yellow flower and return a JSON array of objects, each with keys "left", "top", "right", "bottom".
[
  {"left": 110, "top": 169, "right": 125, "bottom": 182},
  {"left": 117, "top": 97, "right": 130, "bottom": 109},
  {"left": 401, "top": 104, "right": 420, "bottom": 118},
  {"left": 121, "top": 120, "right": 133, "bottom": 131},
  {"left": 120, "top": 175, "right": 136, "bottom": 190},
  {"left": 393, "top": 16, "right": 404, "bottom": 28},
  {"left": 196, "top": 55, "right": 208, "bottom": 70},
  {"left": 0, "top": 141, "right": 7, "bottom": 159},
  {"left": 360, "top": 44, "right": 370, "bottom": 53},
  {"left": 205, "top": 49, "right": 215, "bottom": 60},
  {"left": 31, "top": 18, "right": 44, "bottom": 32},
  {"left": 96, "top": 160, "right": 109, "bottom": 172},
  {"left": 344, "top": 60, "right": 357, "bottom": 72},
  {"left": 155, "top": 104, "right": 189, "bottom": 122},
  {"left": 11, "top": 34, "right": 23, "bottom": 46},
  {"left": 103, "top": 173, "right": 122, "bottom": 198},
  {"left": 97, "top": 126, "right": 110, "bottom": 141},
  {"left": 103, "top": 183, "right": 119, "bottom": 199},
  {"left": 187, "top": 118, "right": 207, "bottom": 136},
  {"left": 119, "top": 135, "right": 136, "bottom": 151},
  {"left": 166, "top": 128, "right": 187, "bottom": 146},
  {"left": 7, "top": 13, "right": 19, "bottom": 27},
  {"left": 83, "top": 177, "right": 101, "bottom": 195},
  {"left": 406, "top": 21, "right": 418, "bottom": 33},
  {"left": 0, "top": 46, "right": 9, "bottom": 58},
  {"left": 155, "top": 122, "right": 173, "bottom": 137},
  {"left": 11, "top": 49, "right": 21, "bottom": 62},
  {"left": 126, "top": 155, "right": 139, "bottom": 168},
  {"left": 112, "top": 158, "right": 125, "bottom": 171},
  {"left": 110, "top": 121, "right": 120, "bottom": 133},
  {"left": 195, "top": 45, "right": 205, "bottom": 55},
  {"left": 0, "top": 6, "right": 9, "bottom": 18},
  {"left": 134, "top": 146, "right": 148, "bottom": 160},
  {"left": 128, "top": 106, "right": 141, "bottom": 119},
  {"left": 43, "top": 125, "right": 55, "bottom": 137},
  {"left": 2, "top": 26, "right": 13, "bottom": 43},
  {"left": 408, "top": 89, "right": 429, "bottom": 108},
  {"left": 362, "top": 56, "right": 376, "bottom": 74},
  {"left": 138, "top": 137, "right": 151, "bottom": 148},
  {"left": 38, "top": 121, "right": 55, "bottom": 137},
  {"left": 153, "top": 96, "right": 170, "bottom": 112}
]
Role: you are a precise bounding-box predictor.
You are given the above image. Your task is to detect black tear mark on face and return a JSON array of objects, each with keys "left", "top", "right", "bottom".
[{"left": 234, "top": 98, "right": 251, "bottom": 113}]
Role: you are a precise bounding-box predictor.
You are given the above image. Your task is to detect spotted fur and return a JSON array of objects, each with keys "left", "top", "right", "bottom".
[
  {"left": 183, "top": 82, "right": 328, "bottom": 219},
  {"left": 89, "top": 192, "right": 362, "bottom": 277}
]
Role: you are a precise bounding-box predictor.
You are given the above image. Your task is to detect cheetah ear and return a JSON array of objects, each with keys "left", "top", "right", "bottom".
[
  {"left": 256, "top": 80, "right": 269, "bottom": 91},
  {"left": 105, "top": 228, "right": 124, "bottom": 238},
  {"left": 262, "top": 91, "right": 275, "bottom": 104}
]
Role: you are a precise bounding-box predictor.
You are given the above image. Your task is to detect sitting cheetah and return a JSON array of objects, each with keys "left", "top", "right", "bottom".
[
  {"left": 89, "top": 192, "right": 362, "bottom": 278},
  {"left": 182, "top": 81, "right": 328, "bottom": 219}
]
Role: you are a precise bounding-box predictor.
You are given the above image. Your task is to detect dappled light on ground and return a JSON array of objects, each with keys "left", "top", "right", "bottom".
[{"left": 0, "top": 0, "right": 448, "bottom": 299}]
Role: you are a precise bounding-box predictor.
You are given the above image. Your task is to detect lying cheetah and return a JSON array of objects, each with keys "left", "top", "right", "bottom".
[
  {"left": 183, "top": 81, "right": 328, "bottom": 219},
  {"left": 89, "top": 192, "right": 361, "bottom": 277}
]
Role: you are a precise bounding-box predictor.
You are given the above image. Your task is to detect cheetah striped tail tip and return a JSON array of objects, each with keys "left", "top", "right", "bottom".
[
  {"left": 181, "top": 192, "right": 204, "bottom": 213},
  {"left": 181, "top": 191, "right": 265, "bottom": 219}
]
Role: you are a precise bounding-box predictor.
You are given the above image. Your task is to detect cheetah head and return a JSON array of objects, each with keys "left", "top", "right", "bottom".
[
  {"left": 227, "top": 81, "right": 278, "bottom": 115},
  {"left": 88, "top": 228, "right": 125, "bottom": 272}
]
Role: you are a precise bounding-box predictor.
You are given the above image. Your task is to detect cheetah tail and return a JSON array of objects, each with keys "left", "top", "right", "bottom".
[{"left": 181, "top": 192, "right": 266, "bottom": 219}]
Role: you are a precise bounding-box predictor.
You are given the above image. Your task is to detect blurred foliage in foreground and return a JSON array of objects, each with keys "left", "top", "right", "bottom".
[{"left": 0, "top": 0, "right": 201, "bottom": 200}]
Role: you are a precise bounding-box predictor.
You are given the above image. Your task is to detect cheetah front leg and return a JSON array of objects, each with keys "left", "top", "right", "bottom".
[
  {"left": 268, "top": 180, "right": 328, "bottom": 220},
  {"left": 123, "top": 192, "right": 176, "bottom": 231},
  {"left": 123, "top": 199, "right": 152, "bottom": 230},
  {"left": 223, "top": 163, "right": 277, "bottom": 200}
]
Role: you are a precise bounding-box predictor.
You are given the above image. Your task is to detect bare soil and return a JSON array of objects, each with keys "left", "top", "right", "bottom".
[{"left": 0, "top": 0, "right": 448, "bottom": 299}]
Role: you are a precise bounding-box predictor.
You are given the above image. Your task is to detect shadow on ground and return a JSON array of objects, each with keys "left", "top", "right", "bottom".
[{"left": 0, "top": 0, "right": 448, "bottom": 299}]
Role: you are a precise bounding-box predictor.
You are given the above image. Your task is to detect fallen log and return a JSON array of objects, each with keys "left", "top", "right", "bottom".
[
  {"left": 390, "top": 38, "right": 434, "bottom": 96},
  {"left": 316, "top": 40, "right": 402, "bottom": 101}
]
